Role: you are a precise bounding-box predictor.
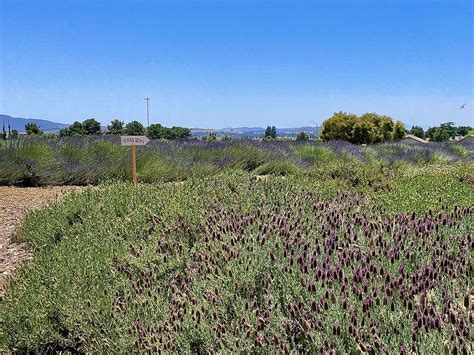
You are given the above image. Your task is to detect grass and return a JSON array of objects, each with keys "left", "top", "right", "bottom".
[{"left": 1, "top": 163, "right": 473, "bottom": 353}]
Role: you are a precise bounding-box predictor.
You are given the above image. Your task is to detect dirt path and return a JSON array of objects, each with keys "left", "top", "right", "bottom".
[{"left": 0, "top": 186, "right": 81, "bottom": 297}]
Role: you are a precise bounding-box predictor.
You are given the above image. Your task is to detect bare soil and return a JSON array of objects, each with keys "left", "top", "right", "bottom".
[{"left": 0, "top": 186, "right": 81, "bottom": 297}]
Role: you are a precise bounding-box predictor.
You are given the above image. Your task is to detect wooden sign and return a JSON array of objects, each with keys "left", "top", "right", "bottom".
[
  {"left": 120, "top": 136, "right": 150, "bottom": 146},
  {"left": 120, "top": 136, "right": 150, "bottom": 186}
]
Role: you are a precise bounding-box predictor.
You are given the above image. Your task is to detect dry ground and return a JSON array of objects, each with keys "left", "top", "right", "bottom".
[{"left": 0, "top": 186, "right": 82, "bottom": 297}]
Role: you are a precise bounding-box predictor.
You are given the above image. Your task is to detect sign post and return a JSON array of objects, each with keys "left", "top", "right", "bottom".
[{"left": 120, "top": 136, "right": 150, "bottom": 186}]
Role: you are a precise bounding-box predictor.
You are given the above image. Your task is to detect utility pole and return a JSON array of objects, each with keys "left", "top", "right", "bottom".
[{"left": 144, "top": 97, "right": 151, "bottom": 127}]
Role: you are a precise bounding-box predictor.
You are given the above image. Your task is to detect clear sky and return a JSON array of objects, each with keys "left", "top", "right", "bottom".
[{"left": 0, "top": 0, "right": 472, "bottom": 129}]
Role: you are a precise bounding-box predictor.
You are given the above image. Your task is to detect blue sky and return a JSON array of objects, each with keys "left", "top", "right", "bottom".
[{"left": 0, "top": 0, "right": 472, "bottom": 129}]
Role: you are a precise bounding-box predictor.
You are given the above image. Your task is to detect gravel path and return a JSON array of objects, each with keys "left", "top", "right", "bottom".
[{"left": 0, "top": 186, "right": 81, "bottom": 297}]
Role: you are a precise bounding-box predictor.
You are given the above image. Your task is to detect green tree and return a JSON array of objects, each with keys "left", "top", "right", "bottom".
[
  {"left": 264, "top": 126, "right": 272, "bottom": 139},
  {"left": 82, "top": 118, "right": 102, "bottom": 135},
  {"left": 147, "top": 124, "right": 191, "bottom": 140},
  {"left": 295, "top": 131, "right": 309, "bottom": 141},
  {"left": 125, "top": 121, "right": 146, "bottom": 135},
  {"left": 409, "top": 125, "right": 425, "bottom": 138},
  {"left": 320, "top": 112, "right": 358, "bottom": 142},
  {"left": 1, "top": 123, "right": 6, "bottom": 140},
  {"left": 455, "top": 126, "right": 472, "bottom": 136},
  {"left": 25, "top": 122, "right": 42, "bottom": 135},
  {"left": 392, "top": 121, "right": 406, "bottom": 140},
  {"left": 264, "top": 126, "right": 277, "bottom": 139},
  {"left": 168, "top": 126, "right": 191, "bottom": 139},
  {"left": 360, "top": 113, "right": 394, "bottom": 142},
  {"left": 147, "top": 123, "right": 167, "bottom": 139},
  {"left": 432, "top": 128, "right": 450, "bottom": 142},
  {"left": 66, "top": 121, "right": 87, "bottom": 136},
  {"left": 439, "top": 122, "right": 455, "bottom": 138},
  {"left": 425, "top": 123, "right": 470, "bottom": 140},
  {"left": 107, "top": 119, "right": 125, "bottom": 135},
  {"left": 425, "top": 126, "right": 437, "bottom": 140},
  {"left": 351, "top": 119, "right": 376, "bottom": 144}
]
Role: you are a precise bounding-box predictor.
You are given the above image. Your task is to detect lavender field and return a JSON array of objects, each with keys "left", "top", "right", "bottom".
[
  {"left": 1, "top": 138, "right": 473, "bottom": 352},
  {"left": 0, "top": 137, "right": 472, "bottom": 186}
]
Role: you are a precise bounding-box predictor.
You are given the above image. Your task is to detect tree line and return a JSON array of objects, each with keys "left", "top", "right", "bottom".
[
  {"left": 408, "top": 122, "right": 472, "bottom": 142},
  {"left": 3, "top": 119, "right": 192, "bottom": 140},
  {"left": 5, "top": 115, "right": 471, "bottom": 144},
  {"left": 60, "top": 118, "right": 191, "bottom": 139}
]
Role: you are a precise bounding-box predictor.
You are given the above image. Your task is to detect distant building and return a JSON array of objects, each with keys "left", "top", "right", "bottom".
[{"left": 402, "top": 134, "right": 429, "bottom": 144}]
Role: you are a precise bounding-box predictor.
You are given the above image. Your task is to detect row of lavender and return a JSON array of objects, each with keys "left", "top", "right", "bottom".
[{"left": 0, "top": 136, "right": 472, "bottom": 185}]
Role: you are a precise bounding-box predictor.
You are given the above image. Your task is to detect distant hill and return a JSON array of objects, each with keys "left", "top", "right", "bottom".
[
  {"left": 0, "top": 114, "right": 69, "bottom": 132},
  {"left": 192, "top": 126, "right": 319, "bottom": 138},
  {"left": 220, "top": 127, "right": 265, "bottom": 132}
]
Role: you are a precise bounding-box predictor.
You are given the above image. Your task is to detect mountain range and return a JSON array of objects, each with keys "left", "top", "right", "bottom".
[{"left": 0, "top": 114, "right": 69, "bottom": 132}]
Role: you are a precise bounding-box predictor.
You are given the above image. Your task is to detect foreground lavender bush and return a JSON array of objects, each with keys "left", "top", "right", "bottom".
[{"left": 1, "top": 168, "right": 472, "bottom": 353}]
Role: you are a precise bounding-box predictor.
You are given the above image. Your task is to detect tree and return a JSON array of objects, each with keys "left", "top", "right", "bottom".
[
  {"left": 82, "top": 118, "right": 102, "bottom": 135},
  {"left": 392, "top": 121, "right": 406, "bottom": 140},
  {"left": 25, "top": 122, "right": 42, "bottom": 135},
  {"left": 352, "top": 120, "right": 376, "bottom": 144},
  {"left": 168, "top": 126, "right": 191, "bottom": 139},
  {"left": 295, "top": 131, "right": 309, "bottom": 141},
  {"left": 65, "top": 121, "right": 87, "bottom": 136},
  {"left": 439, "top": 122, "right": 456, "bottom": 138},
  {"left": 264, "top": 126, "right": 277, "bottom": 139},
  {"left": 425, "top": 126, "right": 437, "bottom": 140},
  {"left": 147, "top": 124, "right": 191, "bottom": 140},
  {"left": 264, "top": 126, "right": 272, "bottom": 139},
  {"left": 147, "top": 123, "right": 167, "bottom": 139},
  {"left": 321, "top": 112, "right": 406, "bottom": 144},
  {"left": 360, "top": 113, "right": 393, "bottom": 143},
  {"left": 409, "top": 125, "right": 424, "bottom": 138},
  {"left": 1, "top": 123, "right": 6, "bottom": 140},
  {"left": 455, "top": 126, "right": 472, "bottom": 136},
  {"left": 432, "top": 128, "right": 450, "bottom": 142},
  {"left": 320, "top": 112, "right": 358, "bottom": 142},
  {"left": 425, "top": 123, "right": 472, "bottom": 140},
  {"left": 125, "top": 121, "right": 146, "bottom": 135},
  {"left": 107, "top": 119, "right": 125, "bottom": 135}
]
